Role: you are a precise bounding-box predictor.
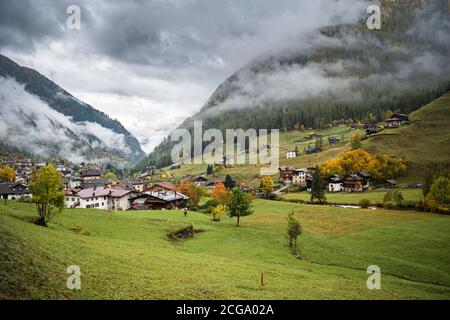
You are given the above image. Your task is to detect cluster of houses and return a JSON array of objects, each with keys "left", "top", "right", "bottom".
[
  {"left": 279, "top": 167, "right": 399, "bottom": 192},
  {"left": 0, "top": 153, "right": 244, "bottom": 212},
  {"left": 0, "top": 155, "right": 48, "bottom": 183},
  {"left": 64, "top": 175, "right": 238, "bottom": 211},
  {"left": 0, "top": 155, "right": 45, "bottom": 200},
  {"left": 286, "top": 113, "right": 411, "bottom": 160},
  {"left": 65, "top": 181, "right": 190, "bottom": 211},
  {"left": 285, "top": 134, "right": 343, "bottom": 159}
]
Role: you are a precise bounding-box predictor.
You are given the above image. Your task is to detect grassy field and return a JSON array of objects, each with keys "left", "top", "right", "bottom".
[
  {"left": 280, "top": 189, "right": 423, "bottom": 205},
  {"left": 1, "top": 200, "right": 449, "bottom": 300}
]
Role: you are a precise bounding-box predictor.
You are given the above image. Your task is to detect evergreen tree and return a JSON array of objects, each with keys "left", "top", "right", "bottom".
[
  {"left": 311, "top": 166, "right": 327, "bottom": 204},
  {"left": 224, "top": 174, "right": 235, "bottom": 189}
]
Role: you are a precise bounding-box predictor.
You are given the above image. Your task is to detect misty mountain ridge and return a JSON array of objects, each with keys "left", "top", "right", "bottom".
[
  {"left": 0, "top": 54, "right": 146, "bottom": 165},
  {"left": 139, "top": 0, "right": 450, "bottom": 169}
]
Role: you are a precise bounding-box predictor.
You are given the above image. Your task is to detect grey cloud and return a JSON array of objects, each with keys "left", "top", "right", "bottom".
[
  {"left": 200, "top": 1, "right": 450, "bottom": 117},
  {"left": 0, "top": 0, "right": 92, "bottom": 51},
  {"left": 0, "top": 0, "right": 390, "bottom": 153}
]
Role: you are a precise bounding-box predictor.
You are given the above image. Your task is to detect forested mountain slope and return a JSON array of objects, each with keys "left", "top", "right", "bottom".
[
  {"left": 0, "top": 54, "right": 146, "bottom": 165},
  {"left": 139, "top": 0, "right": 450, "bottom": 169}
]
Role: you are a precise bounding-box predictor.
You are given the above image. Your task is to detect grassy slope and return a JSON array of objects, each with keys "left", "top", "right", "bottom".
[
  {"left": 1, "top": 200, "right": 449, "bottom": 300},
  {"left": 164, "top": 126, "right": 355, "bottom": 185},
  {"left": 364, "top": 92, "right": 450, "bottom": 182},
  {"left": 280, "top": 189, "right": 423, "bottom": 205},
  {"left": 161, "top": 92, "right": 450, "bottom": 185}
]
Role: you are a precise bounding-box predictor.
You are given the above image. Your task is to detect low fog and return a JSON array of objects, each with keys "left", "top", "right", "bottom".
[
  {"left": 0, "top": 77, "right": 131, "bottom": 163},
  {"left": 200, "top": 1, "right": 450, "bottom": 117}
]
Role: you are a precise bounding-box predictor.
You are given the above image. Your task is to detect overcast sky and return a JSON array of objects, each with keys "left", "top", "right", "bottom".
[{"left": 0, "top": 0, "right": 367, "bottom": 153}]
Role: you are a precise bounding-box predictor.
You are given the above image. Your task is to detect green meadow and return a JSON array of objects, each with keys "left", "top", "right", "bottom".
[
  {"left": 1, "top": 200, "right": 449, "bottom": 300},
  {"left": 280, "top": 189, "right": 423, "bottom": 205}
]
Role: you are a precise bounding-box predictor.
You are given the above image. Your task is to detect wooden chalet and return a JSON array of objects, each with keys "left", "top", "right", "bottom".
[
  {"left": 279, "top": 167, "right": 296, "bottom": 182},
  {"left": 328, "top": 136, "right": 341, "bottom": 145},
  {"left": 384, "top": 113, "right": 409, "bottom": 128},
  {"left": 385, "top": 179, "right": 399, "bottom": 189},
  {"left": 305, "top": 147, "right": 322, "bottom": 155},
  {"left": 131, "top": 191, "right": 189, "bottom": 210},
  {"left": 343, "top": 174, "right": 365, "bottom": 192}
]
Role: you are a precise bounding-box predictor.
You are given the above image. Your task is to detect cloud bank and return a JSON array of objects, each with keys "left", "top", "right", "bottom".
[
  {"left": 199, "top": 1, "right": 450, "bottom": 117},
  {"left": 0, "top": 77, "right": 131, "bottom": 163}
]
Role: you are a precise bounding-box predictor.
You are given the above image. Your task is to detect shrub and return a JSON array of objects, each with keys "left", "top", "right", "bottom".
[
  {"left": 211, "top": 204, "right": 225, "bottom": 221},
  {"left": 383, "top": 190, "right": 404, "bottom": 209},
  {"left": 359, "top": 199, "right": 371, "bottom": 209},
  {"left": 383, "top": 202, "right": 397, "bottom": 210},
  {"left": 425, "top": 176, "right": 450, "bottom": 214}
]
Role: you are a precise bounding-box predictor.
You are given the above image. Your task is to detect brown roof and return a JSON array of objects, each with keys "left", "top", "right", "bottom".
[{"left": 151, "top": 182, "right": 178, "bottom": 192}]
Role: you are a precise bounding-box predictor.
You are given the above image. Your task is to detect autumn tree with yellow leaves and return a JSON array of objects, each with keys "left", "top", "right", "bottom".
[
  {"left": 0, "top": 166, "right": 16, "bottom": 182},
  {"left": 322, "top": 149, "right": 406, "bottom": 181}
]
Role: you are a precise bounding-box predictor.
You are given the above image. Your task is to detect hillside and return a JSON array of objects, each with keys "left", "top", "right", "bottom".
[
  {"left": 0, "top": 54, "right": 146, "bottom": 165},
  {"left": 142, "top": 90, "right": 448, "bottom": 186},
  {"left": 140, "top": 0, "right": 450, "bottom": 169},
  {"left": 364, "top": 92, "right": 450, "bottom": 182},
  {"left": 1, "top": 200, "right": 450, "bottom": 299}
]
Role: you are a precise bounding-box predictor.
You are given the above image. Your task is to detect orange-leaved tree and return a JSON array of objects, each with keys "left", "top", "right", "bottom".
[{"left": 211, "top": 182, "right": 230, "bottom": 206}]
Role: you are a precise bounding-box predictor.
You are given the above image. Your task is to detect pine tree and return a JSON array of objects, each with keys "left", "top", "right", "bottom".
[
  {"left": 311, "top": 166, "right": 327, "bottom": 204},
  {"left": 224, "top": 174, "right": 235, "bottom": 189}
]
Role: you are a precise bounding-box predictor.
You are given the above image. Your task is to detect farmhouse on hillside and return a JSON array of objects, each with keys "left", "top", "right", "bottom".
[
  {"left": 279, "top": 166, "right": 296, "bottom": 182},
  {"left": 343, "top": 173, "right": 372, "bottom": 192},
  {"left": 80, "top": 169, "right": 102, "bottom": 181},
  {"left": 185, "top": 175, "right": 208, "bottom": 186},
  {"left": 385, "top": 179, "right": 399, "bottom": 189},
  {"left": 328, "top": 175, "right": 344, "bottom": 192},
  {"left": 305, "top": 147, "right": 322, "bottom": 155},
  {"left": 384, "top": 113, "right": 409, "bottom": 128},
  {"left": 292, "top": 168, "right": 314, "bottom": 187},
  {"left": 328, "top": 136, "right": 341, "bottom": 145},
  {"left": 286, "top": 151, "right": 297, "bottom": 159},
  {"left": 0, "top": 182, "right": 31, "bottom": 200}
]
